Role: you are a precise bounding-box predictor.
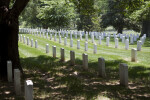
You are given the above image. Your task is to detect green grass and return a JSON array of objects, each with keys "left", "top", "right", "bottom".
[
  {"left": 17, "top": 32, "right": 150, "bottom": 99},
  {"left": 1, "top": 32, "right": 149, "bottom": 99},
  {"left": 20, "top": 33, "right": 150, "bottom": 67}
]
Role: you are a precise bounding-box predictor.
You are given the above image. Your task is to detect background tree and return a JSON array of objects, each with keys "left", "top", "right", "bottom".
[
  {"left": 19, "top": 0, "right": 40, "bottom": 28},
  {"left": 121, "top": 0, "right": 150, "bottom": 37},
  {"left": 0, "top": 0, "right": 29, "bottom": 80},
  {"left": 70, "top": 0, "right": 99, "bottom": 32},
  {"left": 37, "top": 0, "right": 75, "bottom": 30},
  {"left": 100, "top": 0, "right": 140, "bottom": 34}
]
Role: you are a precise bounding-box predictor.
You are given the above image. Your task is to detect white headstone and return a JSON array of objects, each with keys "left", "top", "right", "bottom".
[
  {"left": 60, "top": 48, "right": 65, "bottom": 61},
  {"left": 54, "top": 34, "right": 57, "bottom": 41},
  {"left": 70, "top": 33, "right": 72, "bottom": 39},
  {"left": 59, "top": 36, "right": 61, "bottom": 43},
  {"left": 106, "top": 37, "right": 109, "bottom": 46},
  {"left": 70, "top": 39, "right": 73, "bottom": 47},
  {"left": 120, "top": 34, "right": 122, "bottom": 39},
  {"left": 50, "top": 34, "right": 52, "bottom": 40},
  {"left": 134, "top": 35, "right": 137, "bottom": 41},
  {"left": 119, "top": 63, "right": 128, "bottom": 87},
  {"left": 85, "top": 34, "right": 88, "bottom": 41},
  {"left": 101, "top": 34, "right": 104, "bottom": 39},
  {"left": 99, "top": 36, "right": 101, "bottom": 45},
  {"left": 37, "top": 31, "right": 38, "bottom": 36},
  {"left": 66, "top": 32, "right": 68, "bottom": 37},
  {"left": 98, "top": 58, "right": 106, "bottom": 77},
  {"left": 23, "top": 36, "right": 26, "bottom": 44},
  {"left": 75, "top": 33, "right": 77, "bottom": 39},
  {"left": 46, "top": 44, "right": 49, "bottom": 53},
  {"left": 70, "top": 51, "right": 75, "bottom": 65},
  {"left": 31, "top": 39, "right": 33, "bottom": 47},
  {"left": 131, "top": 48, "right": 137, "bottom": 62},
  {"left": 115, "top": 38, "right": 118, "bottom": 48},
  {"left": 46, "top": 33, "right": 48, "bottom": 39},
  {"left": 82, "top": 53, "right": 88, "bottom": 70},
  {"left": 27, "top": 37, "right": 29, "bottom": 45},
  {"left": 40, "top": 32, "right": 41, "bottom": 37},
  {"left": 137, "top": 40, "right": 142, "bottom": 51},
  {"left": 93, "top": 43, "right": 97, "bottom": 54},
  {"left": 125, "top": 39, "right": 129, "bottom": 50},
  {"left": 25, "top": 80, "right": 33, "bottom": 100},
  {"left": 122, "top": 36, "right": 125, "bottom": 43},
  {"left": 141, "top": 37, "right": 145, "bottom": 45},
  {"left": 7, "top": 61, "right": 12, "bottom": 82},
  {"left": 43, "top": 32, "right": 45, "bottom": 38},
  {"left": 130, "top": 36, "right": 133, "bottom": 44},
  {"left": 126, "top": 35, "right": 129, "bottom": 39},
  {"left": 35, "top": 40, "right": 38, "bottom": 48},
  {"left": 85, "top": 42, "right": 88, "bottom": 51},
  {"left": 92, "top": 35, "right": 94, "bottom": 43},
  {"left": 53, "top": 46, "right": 56, "bottom": 58},
  {"left": 77, "top": 40, "right": 80, "bottom": 49},
  {"left": 80, "top": 34, "right": 82, "bottom": 40},
  {"left": 20, "top": 35, "right": 22, "bottom": 42},
  {"left": 64, "top": 37, "right": 67, "bottom": 46},
  {"left": 14, "top": 69, "right": 21, "bottom": 95}
]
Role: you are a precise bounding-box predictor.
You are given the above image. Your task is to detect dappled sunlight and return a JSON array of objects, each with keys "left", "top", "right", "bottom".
[
  {"left": 0, "top": 54, "right": 149, "bottom": 99},
  {"left": 8, "top": 55, "right": 148, "bottom": 99}
]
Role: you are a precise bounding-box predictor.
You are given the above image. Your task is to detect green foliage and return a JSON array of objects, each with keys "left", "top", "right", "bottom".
[
  {"left": 129, "top": 1, "right": 150, "bottom": 22},
  {"left": 19, "top": 0, "right": 40, "bottom": 28},
  {"left": 37, "top": 0, "right": 75, "bottom": 29},
  {"left": 70, "top": 0, "right": 101, "bottom": 32},
  {"left": 19, "top": 0, "right": 149, "bottom": 34},
  {"left": 100, "top": 0, "right": 141, "bottom": 33},
  {"left": 9, "top": 0, "right": 15, "bottom": 8}
]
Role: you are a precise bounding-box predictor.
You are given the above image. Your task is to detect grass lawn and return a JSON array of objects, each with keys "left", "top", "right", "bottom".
[{"left": 0, "top": 32, "right": 150, "bottom": 100}]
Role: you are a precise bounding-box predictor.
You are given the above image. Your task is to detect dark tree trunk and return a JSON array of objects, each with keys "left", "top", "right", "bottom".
[
  {"left": 141, "top": 20, "right": 150, "bottom": 37},
  {"left": 117, "top": 26, "right": 123, "bottom": 34},
  {"left": 0, "top": 17, "right": 22, "bottom": 80},
  {"left": 0, "top": 0, "right": 29, "bottom": 81}
]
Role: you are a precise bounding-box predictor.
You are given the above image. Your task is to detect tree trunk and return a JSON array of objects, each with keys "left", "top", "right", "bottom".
[
  {"left": 141, "top": 20, "right": 150, "bottom": 37},
  {"left": 0, "top": 18, "right": 23, "bottom": 80},
  {"left": 0, "top": 0, "right": 29, "bottom": 81},
  {"left": 117, "top": 26, "right": 123, "bottom": 34}
]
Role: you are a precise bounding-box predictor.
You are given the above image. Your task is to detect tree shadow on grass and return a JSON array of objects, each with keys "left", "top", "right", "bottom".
[{"left": 0, "top": 55, "right": 150, "bottom": 99}]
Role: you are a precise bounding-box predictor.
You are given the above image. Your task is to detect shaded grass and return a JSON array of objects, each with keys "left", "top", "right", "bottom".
[{"left": 19, "top": 55, "right": 150, "bottom": 100}]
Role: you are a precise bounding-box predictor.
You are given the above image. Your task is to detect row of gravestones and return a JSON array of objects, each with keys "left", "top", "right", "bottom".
[
  {"left": 20, "top": 28, "right": 139, "bottom": 38},
  {"left": 19, "top": 34, "right": 138, "bottom": 62},
  {"left": 17, "top": 34, "right": 140, "bottom": 99},
  {"left": 19, "top": 33, "right": 143, "bottom": 53},
  {"left": 19, "top": 38, "right": 133, "bottom": 87},
  {"left": 7, "top": 61, "right": 33, "bottom": 100},
  {"left": 19, "top": 28, "right": 146, "bottom": 45},
  {"left": 20, "top": 28, "right": 119, "bottom": 38}
]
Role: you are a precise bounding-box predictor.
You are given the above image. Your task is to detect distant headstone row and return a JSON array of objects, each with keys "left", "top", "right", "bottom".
[
  {"left": 19, "top": 33, "right": 143, "bottom": 55},
  {"left": 19, "top": 28, "right": 146, "bottom": 48},
  {"left": 19, "top": 33, "right": 139, "bottom": 62}
]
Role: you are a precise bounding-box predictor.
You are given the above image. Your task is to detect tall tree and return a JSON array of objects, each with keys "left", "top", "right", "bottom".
[
  {"left": 70, "top": 0, "right": 97, "bottom": 32},
  {"left": 124, "top": 0, "right": 150, "bottom": 37},
  {"left": 113, "top": 0, "right": 150, "bottom": 36},
  {"left": 37, "top": 0, "right": 75, "bottom": 30},
  {"left": 19, "top": 0, "right": 40, "bottom": 28},
  {"left": 0, "top": 0, "right": 29, "bottom": 80},
  {"left": 101, "top": 0, "right": 140, "bottom": 34}
]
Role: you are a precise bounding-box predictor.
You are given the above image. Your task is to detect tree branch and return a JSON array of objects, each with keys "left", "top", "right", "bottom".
[{"left": 11, "top": 0, "right": 30, "bottom": 17}]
